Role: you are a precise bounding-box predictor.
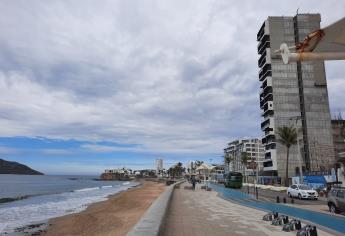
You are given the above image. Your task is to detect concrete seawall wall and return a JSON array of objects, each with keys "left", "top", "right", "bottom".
[{"left": 127, "top": 181, "right": 183, "bottom": 236}]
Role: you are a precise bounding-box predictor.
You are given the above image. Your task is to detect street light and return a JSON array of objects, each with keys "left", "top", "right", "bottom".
[
  {"left": 289, "top": 116, "right": 304, "bottom": 184},
  {"left": 256, "top": 159, "right": 264, "bottom": 184}
]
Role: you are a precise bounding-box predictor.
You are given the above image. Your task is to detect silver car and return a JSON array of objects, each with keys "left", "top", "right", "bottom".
[{"left": 327, "top": 187, "right": 345, "bottom": 214}]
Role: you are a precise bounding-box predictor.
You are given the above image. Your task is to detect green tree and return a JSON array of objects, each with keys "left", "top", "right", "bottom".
[
  {"left": 194, "top": 160, "right": 203, "bottom": 174},
  {"left": 224, "top": 153, "right": 234, "bottom": 172},
  {"left": 175, "top": 162, "right": 184, "bottom": 178},
  {"left": 168, "top": 162, "right": 185, "bottom": 179},
  {"left": 241, "top": 152, "right": 250, "bottom": 181},
  {"left": 277, "top": 126, "right": 297, "bottom": 187},
  {"left": 194, "top": 160, "right": 204, "bottom": 167}
]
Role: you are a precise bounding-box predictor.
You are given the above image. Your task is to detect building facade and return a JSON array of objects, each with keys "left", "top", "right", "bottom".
[
  {"left": 257, "top": 14, "right": 335, "bottom": 178},
  {"left": 332, "top": 119, "right": 345, "bottom": 160},
  {"left": 155, "top": 158, "right": 163, "bottom": 174},
  {"left": 224, "top": 138, "right": 265, "bottom": 175}
]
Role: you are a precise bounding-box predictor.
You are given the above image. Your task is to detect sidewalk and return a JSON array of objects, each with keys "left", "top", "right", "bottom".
[{"left": 163, "top": 182, "right": 335, "bottom": 236}]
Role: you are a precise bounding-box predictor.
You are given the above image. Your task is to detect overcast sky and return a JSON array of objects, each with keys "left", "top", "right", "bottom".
[{"left": 0, "top": 0, "right": 344, "bottom": 174}]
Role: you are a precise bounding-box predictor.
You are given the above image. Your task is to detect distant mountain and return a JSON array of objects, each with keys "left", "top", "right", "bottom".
[{"left": 0, "top": 159, "right": 44, "bottom": 175}]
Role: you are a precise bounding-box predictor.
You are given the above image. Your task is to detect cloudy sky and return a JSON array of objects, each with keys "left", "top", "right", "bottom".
[{"left": 0, "top": 0, "right": 344, "bottom": 174}]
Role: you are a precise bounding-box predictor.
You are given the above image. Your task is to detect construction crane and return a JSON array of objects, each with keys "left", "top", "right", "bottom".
[{"left": 276, "top": 17, "right": 345, "bottom": 64}]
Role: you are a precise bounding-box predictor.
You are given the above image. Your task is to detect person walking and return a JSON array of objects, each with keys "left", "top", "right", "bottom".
[{"left": 191, "top": 176, "right": 196, "bottom": 190}]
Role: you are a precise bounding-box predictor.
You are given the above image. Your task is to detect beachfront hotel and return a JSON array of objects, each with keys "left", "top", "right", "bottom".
[
  {"left": 224, "top": 138, "right": 265, "bottom": 175},
  {"left": 257, "top": 13, "right": 335, "bottom": 179}
]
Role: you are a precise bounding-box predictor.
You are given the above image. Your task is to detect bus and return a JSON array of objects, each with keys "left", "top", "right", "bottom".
[{"left": 224, "top": 172, "right": 243, "bottom": 189}]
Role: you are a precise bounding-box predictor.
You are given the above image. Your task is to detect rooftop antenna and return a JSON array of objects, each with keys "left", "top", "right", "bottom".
[{"left": 296, "top": 8, "right": 299, "bottom": 15}]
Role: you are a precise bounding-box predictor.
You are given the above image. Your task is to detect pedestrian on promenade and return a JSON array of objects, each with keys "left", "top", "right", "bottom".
[{"left": 191, "top": 176, "right": 196, "bottom": 190}]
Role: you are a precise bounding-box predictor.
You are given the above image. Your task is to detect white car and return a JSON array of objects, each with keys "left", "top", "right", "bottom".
[{"left": 287, "top": 184, "right": 318, "bottom": 200}]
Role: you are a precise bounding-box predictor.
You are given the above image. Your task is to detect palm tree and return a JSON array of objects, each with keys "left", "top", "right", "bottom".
[
  {"left": 224, "top": 153, "right": 234, "bottom": 172},
  {"left": 241, "top": 152, "right": 250, "bottom": 181},
  {"left": 277, "top": 126, "right": 297, "bottom": 187},
  {"left": 194, "top": 160, "right": 204, "bottom": 175},
  {"left": 194, "top": 160, "right": 204, "bottom": 167},
  {"left": 176, "top": 162, "right": 184, "bottom": 178}
]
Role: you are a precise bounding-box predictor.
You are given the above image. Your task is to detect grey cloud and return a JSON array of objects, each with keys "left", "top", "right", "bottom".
[{"left": 0, "top": 0, "right": 344, "bottom": 155}]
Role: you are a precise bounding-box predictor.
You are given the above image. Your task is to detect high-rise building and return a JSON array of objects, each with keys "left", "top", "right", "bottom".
[
  {"left": 257, "top": 14, "right": 335, "bottom": 178},
  {"left": 331, "top": 119, "right": 345, "bottom": 160},
  {"left": 155, "top": 158, "right": 163, "bottom": 174},
  {"left": 186, "top": 161, "right": 195, "bottom": 173},
  {"left": 224, "top": 138, "right": 265, "bottom": 175}
]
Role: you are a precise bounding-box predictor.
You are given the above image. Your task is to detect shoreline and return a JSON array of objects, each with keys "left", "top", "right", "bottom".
[
  {"left": 1, "top": 181, "right": 139, "bottom": 235},
  {"left": 41, "top": 180, "right": 165, "bottom": 236}
]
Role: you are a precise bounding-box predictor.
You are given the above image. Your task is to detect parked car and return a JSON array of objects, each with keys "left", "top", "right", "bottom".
[
  {"left": 327, "top": 187, "right": 345, "bottom": 214},
  {"left": 287, "top": 184, "right": 318, "bottom": 200}
]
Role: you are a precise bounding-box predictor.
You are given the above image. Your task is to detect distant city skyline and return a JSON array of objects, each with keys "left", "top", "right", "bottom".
[{"left": 0, "top": 1, "right": 344, "bottom": 174}]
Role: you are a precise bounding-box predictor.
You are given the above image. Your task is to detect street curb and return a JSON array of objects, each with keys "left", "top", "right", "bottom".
[{"left": 126, "top": 180, "right": 184, "bottom": 236}]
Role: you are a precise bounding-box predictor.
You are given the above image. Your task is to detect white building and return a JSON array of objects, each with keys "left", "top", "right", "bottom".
[
  {"left": 155, "top": 158, "right": 163, "bottom": 174},
  {"left": 186, "top": 161, "right": 195, "bottom": 173},
  {"left": 224, "top": 138, "right": 265, "bottom": 175}
]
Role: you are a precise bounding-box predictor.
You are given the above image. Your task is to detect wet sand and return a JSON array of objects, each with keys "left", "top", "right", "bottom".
[{"left": 43, "top": 180, "right": 165, "bottom": 236}]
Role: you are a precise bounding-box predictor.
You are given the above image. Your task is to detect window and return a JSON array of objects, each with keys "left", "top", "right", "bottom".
[
  {"left": 299, "top": 185, "right": 312, "bottom": 190},
  {"left": 337, "top": 190, "right": 345, "bottom": 199},
  {"left": 331, "top": 190, "right": 337, "bottom": 197}
]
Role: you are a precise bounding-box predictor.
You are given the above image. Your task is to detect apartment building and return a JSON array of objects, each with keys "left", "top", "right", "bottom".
[
  {"left": 224, "top": 138, "right": 265, "bottom": 175},
  {"left": 257, "top": 14, "right": 335, "bottom": 178}
]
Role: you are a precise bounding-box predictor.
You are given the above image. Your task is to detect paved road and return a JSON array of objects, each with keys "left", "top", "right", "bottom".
[
  {"left": 240, "top": 185, "right": 325, "bottom": 206},
  {"left": 163, "top": 183, "right": 334, "bottom": 236}
]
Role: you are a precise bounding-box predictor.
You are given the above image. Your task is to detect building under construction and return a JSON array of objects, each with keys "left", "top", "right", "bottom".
[{"left": 257, "top": 13, "right": 335, "bottom": 179}]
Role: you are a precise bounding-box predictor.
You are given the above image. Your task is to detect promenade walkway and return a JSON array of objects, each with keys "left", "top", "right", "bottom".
[{"left": 163, "top": 182, "right": 335, "bottom": 236}]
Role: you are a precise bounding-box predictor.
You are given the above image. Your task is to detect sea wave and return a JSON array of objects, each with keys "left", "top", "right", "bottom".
[
  {"left": 74, "top": 187, "right": 101, "bottom": 192},
  {"left": 0, "top": 183, "right": 136, "bottom": 234},
  {"left": 101, "top": 185, "right": 113, "bottom": 189}
]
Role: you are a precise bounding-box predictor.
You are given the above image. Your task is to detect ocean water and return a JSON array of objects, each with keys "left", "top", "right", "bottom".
[{"left": 0, "top": 175, "right": 138, "bottom": 234}]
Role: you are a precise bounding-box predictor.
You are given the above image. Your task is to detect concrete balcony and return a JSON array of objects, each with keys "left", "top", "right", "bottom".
[
  {"left": 258, "top": 64, "right": 272, "bottom": 81},
  {"left": 263, "top": 150, "right": 277, "bottom": 171},
  {"left": 261, "top": 117, "right": 274, "bottom": 131},
  {"left": 257, "top": 20, "right": 269, "bottom": 42},
  {"left": 258, "top": 48, "right": 271, "bottom": 68},
  {"left": 260, "top": 92, "right": 273, "bottom": 108},
  {"left": 261, "top": 101, "right": 274, "bottom": 116},
  {"left": 258, "top": 36, "right": 270, "bottom": 55},
  {"left": 261, "top": 77, "right": 272, "bottom": 90}
]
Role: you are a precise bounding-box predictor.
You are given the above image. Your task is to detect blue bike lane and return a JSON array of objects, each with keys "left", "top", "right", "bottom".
[{"left": 210, "top": 183, "right": 345, "bottom": 234}]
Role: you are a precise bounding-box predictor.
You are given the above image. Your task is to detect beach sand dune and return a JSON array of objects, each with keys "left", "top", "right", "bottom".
[{"left": 44, "top": 180, "right": 165, "bottom": 236}]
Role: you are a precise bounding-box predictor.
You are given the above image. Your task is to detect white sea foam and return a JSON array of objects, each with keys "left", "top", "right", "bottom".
[
  {"left": 101, "top": 185, "right": 113, "bottom": 189},
  {"left": 0, "top": 183, "right": 137, "bottom": 234},
  {"left": 74, "top": 187, "right": 100, "bottom": 192}
]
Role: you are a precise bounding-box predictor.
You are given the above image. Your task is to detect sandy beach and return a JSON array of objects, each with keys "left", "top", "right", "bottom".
[{"left": 43, "top": 180, "right": 165, "bottom": 236}]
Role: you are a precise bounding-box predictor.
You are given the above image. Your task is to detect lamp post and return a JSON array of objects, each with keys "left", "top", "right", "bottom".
[
  {"left": 289, "top": 116, "right": 304, "bottom": 184},
  {"left": 256, "top": 159, "right": 264, "bottom": 184}
]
